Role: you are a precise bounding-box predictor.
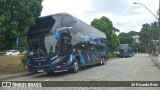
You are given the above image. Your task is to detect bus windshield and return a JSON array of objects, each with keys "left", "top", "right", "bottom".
[
  {"left": 119, "top": 49, "right": 128, "bottom": 53},
  {"left": 28, "top": 35, "right": 59, "bottom": 58}
]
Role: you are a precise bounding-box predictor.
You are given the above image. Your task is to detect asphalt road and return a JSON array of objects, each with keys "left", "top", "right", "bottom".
[{"left": 1, "top": 53, "right": 160, "bottom": 90}]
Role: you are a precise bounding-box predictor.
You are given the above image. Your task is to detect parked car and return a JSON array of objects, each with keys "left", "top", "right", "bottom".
[{"left": 5, "top": 50, "right": 20, "bottom": 55}]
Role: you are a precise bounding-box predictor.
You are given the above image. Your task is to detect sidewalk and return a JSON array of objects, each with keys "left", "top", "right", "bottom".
[
  {"left": 150, "top": 55, "right": 160, "bottom": 69},
  {"left": 0, "top": 71, "right": 33, "bottom": 80}
]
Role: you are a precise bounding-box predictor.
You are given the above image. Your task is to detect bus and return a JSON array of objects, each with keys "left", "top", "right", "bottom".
[
  {"left": 118, "top": 44, "right": 134, "bottom": 57},
  {"left": 24, "top": 13, "right": 108, "bottom": 74}
]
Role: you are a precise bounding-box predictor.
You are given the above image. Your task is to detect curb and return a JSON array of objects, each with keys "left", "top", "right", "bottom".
[
  {"left": 150, "top": 56, "right": 160, "bottom": 69},
  {"left": 0, "top": 72, "right": 37, "bottom": 80}
]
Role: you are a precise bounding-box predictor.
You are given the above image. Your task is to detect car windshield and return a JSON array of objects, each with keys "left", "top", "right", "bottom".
[
  {"left": 7, "top": 50, "right": 18, "bottom": 52},
  {"left": 28, "top": 35, "right": 59, "bottom": 58},
  {"left": 7, "top": 50, "right": 12, "bottom": 52}
]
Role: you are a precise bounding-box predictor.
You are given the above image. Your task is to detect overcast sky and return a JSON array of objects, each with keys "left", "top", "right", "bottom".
[{"left": 41, "top": 0, "right": 159, "bottom": 33}]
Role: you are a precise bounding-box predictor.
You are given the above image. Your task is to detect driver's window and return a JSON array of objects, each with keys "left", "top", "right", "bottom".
[
  {"left": 61, "top": 29, "right": 71, "bottom": 52},
  {"left": 44, "top": 35, "right": 57, "bottom": 54},
  {"left": 61, "top": 29, "right": 69, "bottom": 34},
  {"left": 61, "top": 29, "right": 71, "bottom": 42}
]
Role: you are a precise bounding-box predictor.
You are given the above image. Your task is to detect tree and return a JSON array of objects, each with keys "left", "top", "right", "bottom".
[
  {"left": 128, "top": 31, "right": 139, "bottom": 36},
  {"left": 118, "top": 32, "right": 134, "bottom": 44},
  {"left": 139, "top": 23, "right": 150, "bottom": 45},
  {"left": 113, "top": 27, "right": 120, "bottom": 32},
  {"left": 0, "top": 0, "right": 43, "bottom": 50},
  {"left": 110, "top": 33, "right": 120, "bottom": 52},
  {"left": 139, "top": 22, "right": 159, "bottom": 53},
  {"left": 91, "top": 16, "right": 120, "bottom": 52},
  {"left": 149, "top": 22, "right": 159, "bottom": 41}
]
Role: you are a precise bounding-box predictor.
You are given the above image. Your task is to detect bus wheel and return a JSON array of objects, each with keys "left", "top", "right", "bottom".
[
  {"left": 71, "top": 61, "right": 79, "bottom": 73},
  {"left": 102, "top": 56, "right": 105, "bottom": 65},
  {"left": 99, "top": 57, "right": 103, "bottom": 66},
  {"left": 78, "top": 60, "right": 81, "bottom": 70}
]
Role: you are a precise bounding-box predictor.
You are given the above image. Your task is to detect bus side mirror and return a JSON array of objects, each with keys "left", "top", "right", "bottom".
[
  {"left": 54, "top": 31, "right": 60, "bottom": 40},
  {"left": 68, "top": 27, "right": 73, "bottom": 33}
]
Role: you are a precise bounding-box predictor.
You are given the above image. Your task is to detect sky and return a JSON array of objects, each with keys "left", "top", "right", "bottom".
[{"left": 41, "top": 0, "right": 159, "bottom": 33}]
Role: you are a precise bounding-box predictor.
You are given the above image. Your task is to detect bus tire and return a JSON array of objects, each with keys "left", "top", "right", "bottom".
[
  {"left": 99, "top": 57, "right": 103, "bottom": 66},
  {"left": 102, "top": 56, "right": 105, "bottom": 65},
  {"left": 78, "top": 60, "right": 81, "bottom": 70},
  {"left": 71, "top": 60, "right": 79, "bottom": 73}
]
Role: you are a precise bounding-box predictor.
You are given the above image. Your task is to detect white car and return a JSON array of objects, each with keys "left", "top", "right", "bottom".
[{"left": 5, "top": 50, "right": 20, "bottom": 55}]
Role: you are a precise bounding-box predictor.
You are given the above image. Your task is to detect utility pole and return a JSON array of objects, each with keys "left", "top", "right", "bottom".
[
  {"left": 158, "top": 0, "right": 160, "bottom": 63},
  {"left": 133, "top": 2, "right": 158, "bottom": 20},
  {"left": 159, "top": 0, "right": 160, "bottom": 51},
  {"left": 133, "top": 2, "right": 160, "bottom": 60}
]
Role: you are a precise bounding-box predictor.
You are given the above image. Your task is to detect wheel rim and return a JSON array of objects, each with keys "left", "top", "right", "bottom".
[
  {"left": 74, "top": 62, "right": 78, "bottom": 71},
  {"left": 100, "top": 58, "right": 103, "bottom": 64}
]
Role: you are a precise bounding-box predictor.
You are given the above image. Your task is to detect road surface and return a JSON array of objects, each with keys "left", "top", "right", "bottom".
[{"left": 1, "top": 53, "right": 160, "bottom": 90}]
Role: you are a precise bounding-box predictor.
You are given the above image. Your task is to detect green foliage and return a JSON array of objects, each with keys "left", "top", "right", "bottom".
[
  {"left": 0, "top": 0, "right": 43, "bottom": 50},
  {"left": 110, "top": 33, "right": 120, "bottom": 52},
  {"left": 108, "top": 52, "right": 117, "bottom": 58},
  {"left": 139, "top": 23, "right": 150, "bottom": 45},
  {"left": 91, "top": 16, "right": 120, "bottom": 52},
  {"left": 12, "top": 37, "right": 27, "bottom": 52},
  {"left": 21, "top": 55, "right": 27, "bottom": 69},
  {"left": 91, "top": 16, "right": 113, "bottom": 36},
  {"left": 0, "top": 51, "right": 6, "bottom": 55},
  {"left": 113, "top": 27, "right": 120, "bottom": 32},
  {"left": 131, "top": 42, "right": 146, "bottom": 53},
  {"left": 12, "top": 46, "right": 26, "bottom": 52},
  {"left": 128, "top": 31, "right": 139, "bottom": 36},
  {"left": 118, "top": 32, "right": 134, "bottom": 44},
  {"left": 139, "top": 22, "right": 159, "bottom": 53}
]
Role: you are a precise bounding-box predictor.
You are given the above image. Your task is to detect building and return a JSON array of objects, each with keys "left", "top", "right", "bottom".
[{"left": 132, "top": 35, "right": 140, "bottom": 43}]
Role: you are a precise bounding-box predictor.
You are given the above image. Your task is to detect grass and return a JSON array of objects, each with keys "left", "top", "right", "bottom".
[
  {"left": 108, "top": 52, "right": 117, "bottom": 58},
  {"left": 0, "top": 68, "right": 27, "bottom": 74},
  {"left": 0, "top": 55, "right": 27, "bottom": 74}
]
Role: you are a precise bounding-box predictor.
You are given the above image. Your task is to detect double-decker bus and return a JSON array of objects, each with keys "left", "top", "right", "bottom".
[
  {"left": 118, "top": 44, "right": 134, "bottom": 57},
  {"left": 24, "top": 13, "right": 108, "bottom": 74}
]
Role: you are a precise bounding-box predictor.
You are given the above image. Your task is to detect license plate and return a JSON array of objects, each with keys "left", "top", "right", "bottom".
[{"left": 38, "top": 69, "right": 44, "bottom": 72}]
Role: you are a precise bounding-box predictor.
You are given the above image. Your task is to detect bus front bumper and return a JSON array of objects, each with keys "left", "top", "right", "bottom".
[{"left": 27, "top": 64, "right": 73, "bottom": 73}]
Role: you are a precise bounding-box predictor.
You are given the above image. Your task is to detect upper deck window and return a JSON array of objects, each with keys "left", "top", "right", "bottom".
[
  {"left": 28, "top": 16, "right": 55, "bottom": 35},
  {"left": 61, "top": 15, "right": 74, "bottom": 27}
]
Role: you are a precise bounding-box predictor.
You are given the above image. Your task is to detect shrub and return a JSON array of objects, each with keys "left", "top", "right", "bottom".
[
  {"left": 21, "top": 55, "right": 27, "bottom": 69},
  {"left": 0, "top": 51, "right": 6, "bottom": 55},
  {"left": 108, "top": 52, "right": 117, "bottom": 58}
]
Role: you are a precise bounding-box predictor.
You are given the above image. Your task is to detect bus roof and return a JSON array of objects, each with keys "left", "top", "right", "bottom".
[{"left": 30, "top": 13, "right": 106, "bottom": 39}]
